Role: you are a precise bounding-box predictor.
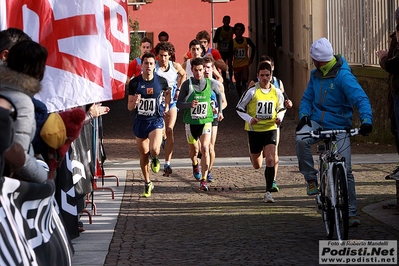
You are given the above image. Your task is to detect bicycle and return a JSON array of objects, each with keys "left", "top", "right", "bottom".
[{"left": 297, "top": 128, "right": 360, "bottom": 241}]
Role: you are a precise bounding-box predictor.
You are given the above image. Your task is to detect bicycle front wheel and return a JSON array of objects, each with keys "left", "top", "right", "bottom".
[
  {"left": 320, "top": 169, "right": 334, "bottom": 239},
  {"left": 333, "top": 164, "right": 349, "bottom": 240}
]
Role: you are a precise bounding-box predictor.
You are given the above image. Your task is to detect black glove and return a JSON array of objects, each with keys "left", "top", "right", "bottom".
[
  {"left": 359, "top": 123, "right": 372, "bottom": 136},
  {"left": 295, "top": 116, "right": 312, "bottom": 132}
]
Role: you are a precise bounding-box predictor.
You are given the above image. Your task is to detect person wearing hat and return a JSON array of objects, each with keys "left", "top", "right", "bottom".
[
  {"left": 375, "top": 7, "right": 399, "bottom": 179},
  {"left": 295, "top": 37, "right": 373, "bottom": 227},
  {"left": 40, "top": 108, "right": 86, "bottom": 179},
  {"left": 0, "top": 39, "right": 49, "bottom": 183}
]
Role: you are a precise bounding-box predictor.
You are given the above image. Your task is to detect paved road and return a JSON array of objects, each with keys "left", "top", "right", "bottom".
[{"left": 72, "top": 156, "right": 399, "bottom": 266}]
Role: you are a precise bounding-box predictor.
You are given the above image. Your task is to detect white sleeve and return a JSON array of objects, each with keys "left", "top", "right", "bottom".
[
  {"left": 276, "top": 89, "right": 286, "bottom": 121},
  {"left": 236, "top": 87, "right": 255, "bottom": 123}
]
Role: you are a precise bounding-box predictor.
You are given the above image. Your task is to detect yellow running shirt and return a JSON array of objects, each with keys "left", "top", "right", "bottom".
[{"left": 244, "top": 84, "right": 279, "bottom": 132}]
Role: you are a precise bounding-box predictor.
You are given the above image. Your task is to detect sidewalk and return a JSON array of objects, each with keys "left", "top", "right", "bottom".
[{"left": 71, "top": 154, "right": 399, "bottom": 265}]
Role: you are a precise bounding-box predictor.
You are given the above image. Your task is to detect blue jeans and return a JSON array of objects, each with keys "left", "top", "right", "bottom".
[{"left": 295, "top": 120, "right": 357, "bottom": 217}]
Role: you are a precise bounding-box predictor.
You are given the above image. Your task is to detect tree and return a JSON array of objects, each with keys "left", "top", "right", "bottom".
[{"left": 129, "top": 18, "right": 140, "bottom": 61}]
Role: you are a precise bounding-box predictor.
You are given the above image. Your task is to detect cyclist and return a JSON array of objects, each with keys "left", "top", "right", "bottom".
[{"left": 295, "top": 37, "right": 373, "bottom": 227}]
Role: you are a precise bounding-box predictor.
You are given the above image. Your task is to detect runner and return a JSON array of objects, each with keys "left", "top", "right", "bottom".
[
  {"left": 182, "top": 39, "right": 223, "bottom": 82},
  {"left": 183, "top": 30, "right": 227, "bottom": 73},
  {"left": 154, "top": 42, "right": 186, "bottom": 176},
  {"left": 236, "top": 61, "right": 286, "bottom": 203},
  {"left": 228, "top": 22, "right": 256, "bottom": 97},
  {"left": 203, "top": 57, "right": 227, "bottom": 182},
  {"left": 248, "top": 55, "right": 293, "bottom": 192},
  {"left": 127, "top": 53, "right": 171, "bottom": 197},
  {"left": 177, "top": 57, "right": 224, "bottom": 191},
  {"left": 213, "top": 15, "right": 234, "bottom": 87},
  {"left": 126, "top": 37, "right": 152, "bottom": 83}
]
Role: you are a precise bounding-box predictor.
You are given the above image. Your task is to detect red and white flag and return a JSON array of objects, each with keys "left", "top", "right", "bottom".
[{"left": 0, "top": 0, "right": 129, "bottom": 112}]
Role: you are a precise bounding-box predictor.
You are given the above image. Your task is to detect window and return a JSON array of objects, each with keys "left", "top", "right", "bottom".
[
  {"left": 130, "top": 31, "right": 146, "bottom": 40},
  {"left": 128, "top": 0, "right": 146, "bottom": 4}
]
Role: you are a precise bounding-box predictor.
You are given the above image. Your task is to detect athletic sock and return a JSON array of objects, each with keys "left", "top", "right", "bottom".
[{"left": 264, "top": 166, "right": 275, "bottom": 192}]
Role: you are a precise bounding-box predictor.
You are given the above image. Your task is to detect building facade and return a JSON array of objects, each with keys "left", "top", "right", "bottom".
[{"left": 127, "top": 0, "right": 248, "bottom": 63}]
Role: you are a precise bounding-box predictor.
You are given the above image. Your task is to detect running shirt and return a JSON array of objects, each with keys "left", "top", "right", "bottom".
[
  {"left": 210, "top": 90, "right": 218, "bottom": 119},
  {"left": 232, "top": 38, "right": 249, "bottom": 68},
  {"left": 156, "top": 61, "right": 178, "bottom": 104},
  {"left": 183, "top": 78, "right": 214, "bottom": 125},
  {"left": 236, "top": 83, "right": 285, "bottom": 132},
  {"left": 186, "top": 48, "right": 223, "bottom": 61},
  {"left": 127, "top": 57, "right": 142, "bottom": 80},
  {"left": 185, "top": 59, "right": 193, "bottom": 79},
  {"left": 128, "top": 74, "right": 169, "bottom": 121},
  {"left": 217, "top": 27, "right": 234, "bottom": 53}
]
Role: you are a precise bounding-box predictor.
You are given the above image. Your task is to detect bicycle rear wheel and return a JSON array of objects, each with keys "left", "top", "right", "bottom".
[
  {"left": 333, "top": 164, "right": 349, "bottom": 240},
  {"left": 319, "top": 164, "right": 334, "bottom": 239}
]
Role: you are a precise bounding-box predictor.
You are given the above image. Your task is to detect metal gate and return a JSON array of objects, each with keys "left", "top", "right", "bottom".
[{"left": 327, "top": 0, "right": 399, "bottom": 66}]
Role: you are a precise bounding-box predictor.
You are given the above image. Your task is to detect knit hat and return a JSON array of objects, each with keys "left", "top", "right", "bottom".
[
  {"left": 310, "top": 37, "right": 334, "bottom": 62},
  {"left": 57, "top": 108, "right": 86, "bottom": 157},
  {"left": 396, "top": 7, "right": 399, "bottom": 22},
  {"left": 44, "top": 108, "right": 85, "bottom": 179},
  {"left": 40, "top": 113, "right": 66, "bottom": 149}
]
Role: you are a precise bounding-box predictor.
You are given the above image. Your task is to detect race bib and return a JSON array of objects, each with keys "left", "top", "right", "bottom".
[
  {"left": 234, "top": 48, "right": 246, "bottom": 59},
  {"left": 256, "top": 100, "right": 274, "bottom": 120},
  {"left": 191, "top": 102, "right": 208, "bottom": 119},
  {"left": 137, "top": 98, "right": 156, "bottom": 116},
  {"left": 220, "top": 41, "right": 229, "bottom": 52}
]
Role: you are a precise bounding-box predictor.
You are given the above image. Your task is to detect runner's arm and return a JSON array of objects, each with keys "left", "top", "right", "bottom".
[
  {"left": 176, "top": 79, "right": 192, "bottom": 110},
  {"left": 236, "top": 87, "right": 255, "bottom": 123},
  {"left": 127, "top": 77, "right": 139, "bottom": 111}
]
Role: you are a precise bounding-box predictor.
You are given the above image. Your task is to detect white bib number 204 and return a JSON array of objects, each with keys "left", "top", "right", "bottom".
[
  {"left": 256, "top": 100, "right": 274, "bottom": 120},
  {"left": 191, "top": 102, "right": 208, "bottom": 119},
  {"left": 138, "top": 98, "right": 156, "bottom": 116}
]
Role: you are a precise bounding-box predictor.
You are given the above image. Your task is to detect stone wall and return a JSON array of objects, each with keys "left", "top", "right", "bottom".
[{"left": 352, "top": 66, "right": 393, "bottom": 145}]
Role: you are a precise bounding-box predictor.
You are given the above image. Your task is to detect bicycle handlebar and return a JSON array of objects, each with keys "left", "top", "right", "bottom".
[{"left": 296, "top": 128, "right": 360, "bottom": 139}]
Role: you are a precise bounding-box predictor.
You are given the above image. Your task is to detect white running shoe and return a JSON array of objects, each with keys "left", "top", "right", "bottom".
[{"left": 263, "top": 191, "right": 274, "bottom": 203}]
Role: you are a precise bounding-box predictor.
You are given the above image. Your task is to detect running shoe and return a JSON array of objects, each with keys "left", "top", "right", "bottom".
[
  {"left": 199, "top": 179, "right": 209, "bottom": 191},
  {"left": 142, "top": 181, "right": 154, "bottom": 197},
  {"left": 270, "top": 180, "right": 279, "bottom": 192},
  {"left": 348, "top": 216, "right": 360, "bottom": 227},
  {"left": 192, "top": 163, "right": 201, "bottom": 180},
  {"left": 207, "top": 171, "right": 214, "bottom": 182},
  {"left": 385, "top": 166, "right": 399, "bottom": 179},
  {"left": 151, "top": 157, "right": 160, "bottom": 173},
  {"left": 263, "top": 191, "right": 274, "bottom": 203},
  {"left": 163, "top": 164, "right": 173, "bottom": 177},
  {"left": 306, "top": 180, "right": 318, "bottom": 195}
]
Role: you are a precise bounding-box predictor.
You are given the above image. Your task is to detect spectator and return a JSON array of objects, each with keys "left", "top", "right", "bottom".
[
  {"left": 0, "top": 40, "right": 49, "bottom": 183},
  {"left": 375, "top": 8, "right": 399, "bottom": 179}
]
